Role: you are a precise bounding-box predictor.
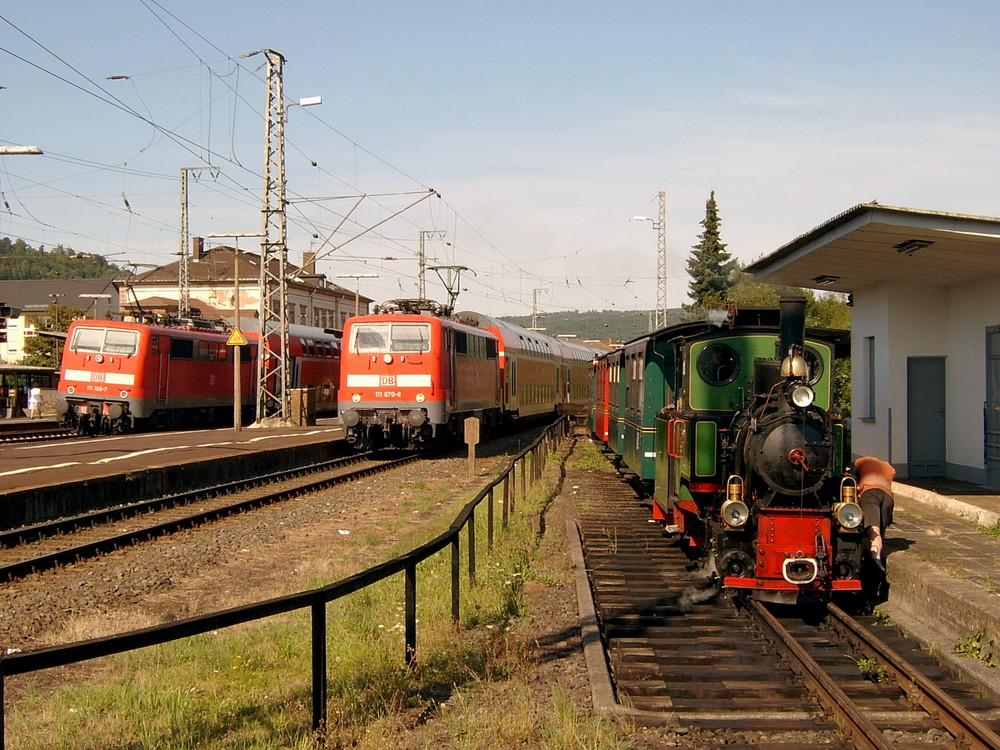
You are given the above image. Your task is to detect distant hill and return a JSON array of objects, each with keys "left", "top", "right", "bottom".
[
  {"left": 0, "top": 238, "right": 123, "bottom": 280},
  {"left": 499, "top": 309, "right": 686, "bottom": 345}
]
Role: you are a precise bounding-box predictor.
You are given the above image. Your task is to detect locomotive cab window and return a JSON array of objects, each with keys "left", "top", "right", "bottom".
[
  {"left": 802, "top": 346, "right": 824, "bottom": 385},
  {"left": 697, "top": 343, "right": 740, "bottom": 386},
  {"left": 70, "top": 327, "right": 139, "bottom": 356},
  {"left": 350, "top": 322, "right": 431, "bottom": 353}
]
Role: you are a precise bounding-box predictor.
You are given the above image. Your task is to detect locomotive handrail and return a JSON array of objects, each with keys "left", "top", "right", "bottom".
[{"left": 0, "top": 416, "right": 570, "bottom": 748}]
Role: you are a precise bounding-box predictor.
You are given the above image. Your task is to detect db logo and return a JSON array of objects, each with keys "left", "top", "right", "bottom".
[{"left": 380, "top": 375, "right": 396, "bottom": 386}]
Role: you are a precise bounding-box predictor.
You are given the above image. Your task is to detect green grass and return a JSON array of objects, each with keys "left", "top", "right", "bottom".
[{"left": 6, "top": 434, "right": 630, "bottom": 749}]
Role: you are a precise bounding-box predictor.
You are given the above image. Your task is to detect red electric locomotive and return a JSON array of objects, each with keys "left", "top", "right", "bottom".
[
  {"left": 338, "top": 302, "right": 600, "bottom": 450},
  {"left": 56, "top": 318, "right": 340, "bottom": 434},
  {"left": 338, "top": 306, "right": 502, "bottom": 449}
]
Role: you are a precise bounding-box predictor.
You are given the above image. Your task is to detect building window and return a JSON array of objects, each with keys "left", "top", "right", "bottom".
[{"left": 864, "top": 336, "right": 876, "bottom": 419}]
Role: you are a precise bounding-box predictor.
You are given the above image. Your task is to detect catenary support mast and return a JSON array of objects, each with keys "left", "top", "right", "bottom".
[
  {"left": 257, "top": 49, "right": 290, "bottom": 423},
  {"left": 655, "top": 190, "right": 667, "bottom": 329}
]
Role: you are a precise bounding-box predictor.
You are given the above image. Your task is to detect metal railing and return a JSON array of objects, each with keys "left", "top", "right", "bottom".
[{"left": 0, "top": 417, "right": 570, "bottom": 747}]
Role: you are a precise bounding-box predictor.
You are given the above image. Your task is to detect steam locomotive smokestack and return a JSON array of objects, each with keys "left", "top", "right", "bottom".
[{"left": 779, "top": 293, "right": 806, "bottom": 356}]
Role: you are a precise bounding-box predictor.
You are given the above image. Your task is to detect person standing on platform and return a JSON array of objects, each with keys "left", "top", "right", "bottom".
[
  {"left": 27, "top": 383, "right": 43, "bottom": 419},
  {"left": 853, "top": 456, "right": 895, "bottom": 565}
]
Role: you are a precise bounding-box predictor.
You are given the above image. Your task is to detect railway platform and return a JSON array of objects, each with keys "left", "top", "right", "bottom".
[
  {"left": 0, "top": 419, "right": 345, "bottom": 529},
  {"left": 884, "top": 478, "right": 1000, "bottom": 695}
]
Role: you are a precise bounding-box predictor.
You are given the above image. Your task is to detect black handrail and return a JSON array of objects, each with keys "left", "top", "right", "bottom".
[{"left": 0, "top": 416, "right": 570, "bottom": 747}]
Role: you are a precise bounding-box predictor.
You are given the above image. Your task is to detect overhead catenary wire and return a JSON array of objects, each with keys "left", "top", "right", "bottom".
[{"left": 0, "top": 8, "right": 656, "bottom": 316}]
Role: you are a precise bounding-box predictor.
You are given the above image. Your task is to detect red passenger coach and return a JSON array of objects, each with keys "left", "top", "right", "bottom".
[
  {"left": 338, "top": 312, "right": 502, "bottom": 449},
  {"left": 590, "top": 352, "right": 612, "bottom": 442},
  {"left": 57, "top": 319, "right": 340, "bottom": 434},
  {"left": 456, "top": 311, "right": 598, "bottom": 418}
]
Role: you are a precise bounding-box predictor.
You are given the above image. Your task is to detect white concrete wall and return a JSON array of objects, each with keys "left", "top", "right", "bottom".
[
  {"left": 850, "top": 283, "right": 892, "bottom": 463},
  {"left": 945, "top": 278, "right": 1000, "bottom": 479},
  {"left": 851, "top": 275, "right": 1000, "bottom": 482}
]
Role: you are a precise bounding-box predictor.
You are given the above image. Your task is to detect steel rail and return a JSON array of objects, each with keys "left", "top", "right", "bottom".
[
  {"left": 744, "top": 597, "right": 893, "bottom": 750},
  {"left": 0, "top": 452, "right": 375, "bottom": 548},
  {"left": 826, "top": 602, "right": 1000, "bottom": 750},
  {"left": 0, "top": 454, "right": 417, "bottom": 582}
]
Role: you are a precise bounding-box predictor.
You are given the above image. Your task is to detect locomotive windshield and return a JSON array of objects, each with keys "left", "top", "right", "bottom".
[
  {"left": 350, "top": 322, "right": 431, "bottom": 353},
  {"left": 70, "top": 326, "right": 139, "bottom": 356}
]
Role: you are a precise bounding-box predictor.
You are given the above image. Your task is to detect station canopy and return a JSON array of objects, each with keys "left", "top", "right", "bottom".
[{"left": 744, "top": 203, "right": 1000, "bottom": 294}]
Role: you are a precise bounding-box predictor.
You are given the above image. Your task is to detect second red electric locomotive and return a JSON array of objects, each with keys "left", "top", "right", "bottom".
[
  {"left": 56, "top": 318, "right": 340, "bottom": 434},
  {"left": 338, "top": 302, "right": 601, "bottom": 450}
]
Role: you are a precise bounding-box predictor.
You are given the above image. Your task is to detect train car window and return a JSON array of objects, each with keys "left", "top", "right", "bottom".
[
  {"left": 389, "top": 323, "right": 431, "bottom": 352},
  {"left": 103, "top": 329, "right": 139, "bottom": 355},
  {"left": 171, "top": 338, "right": 194, "bottom": 360},
  {"left": 455, "top": 330, "right": 468, "bottom": 355},
  {"left": 697, "top": 343, "right": 740, "bottom": 386},
  {"left": 352, "top": 324, "right": 389, "bottom": 352},
  {"left": 486, "top": 338, "right": 497, "bottom": 359},
  {"left": 803, "top": 346, "right": 824, "bottom": 385},
  {"left": 70, "top": 327, "right": 106, "bottom": 352}
]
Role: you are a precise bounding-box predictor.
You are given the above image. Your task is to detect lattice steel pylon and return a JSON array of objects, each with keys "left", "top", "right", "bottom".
[
  {"left": 655, "top": 190, "right": 667, "bottom": 330},
  {"left": 256, "top": 49, "right": 290, "bottom": 423}
]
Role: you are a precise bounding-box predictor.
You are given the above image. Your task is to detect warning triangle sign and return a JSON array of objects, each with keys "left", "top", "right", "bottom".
[{"left": 227, "top": 328, "right": 249, "bottom": 346}]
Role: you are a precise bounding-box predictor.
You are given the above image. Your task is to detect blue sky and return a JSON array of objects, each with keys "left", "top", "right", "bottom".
[{"left": 2, "top": 1, "right": 999, "bottom": 317}]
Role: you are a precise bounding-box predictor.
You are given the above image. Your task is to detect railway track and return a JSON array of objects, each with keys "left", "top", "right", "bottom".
[
  {"left": 0, "top": 451, "right": 418, "bottom": 582},
  {"left": 575, "top": 462, "right": 1000, "bottom": 747},
  {"left": 0, "top": 426, "right": 75, "bottom": 443}
]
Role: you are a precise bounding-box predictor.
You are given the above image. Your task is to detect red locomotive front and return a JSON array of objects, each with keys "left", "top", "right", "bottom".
[{"left": 338, "top": 313, "right": 502, "bottom": 449}]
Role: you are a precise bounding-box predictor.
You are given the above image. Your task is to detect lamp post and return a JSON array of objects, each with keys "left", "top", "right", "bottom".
[
  {"left": 78, "top": 293, "right": 112, "bottom": 319},
  {"left": 48, "top": 293, "right": 65, "bottom": 365},
  {"left": 337, "top": 274, "right": 378, "bottom": 317},
  {"left": 0, "top": 146, "right": 42, "bottom": 155}
]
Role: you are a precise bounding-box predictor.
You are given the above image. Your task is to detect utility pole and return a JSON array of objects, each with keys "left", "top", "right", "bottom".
[
  {"left": 418, "top": 230, "right": 446, "bottom": 301},
  {"left": 179, "top": 166, "right": 218, "bottom": 318},
  {"left": 249, "top": 49, "right": 321, "bottom": 424},
  {"left": 655, "top": 190, "right": 667, "bottom": 330},
  {"left": 633, "top": 190, "right": 667, "bottom": 330},
  {"left": 256, "top": 49, "right": 289, "bottom": 423},
  {"left": 531, "top": 288, "right": 548, "bottom": 329}
]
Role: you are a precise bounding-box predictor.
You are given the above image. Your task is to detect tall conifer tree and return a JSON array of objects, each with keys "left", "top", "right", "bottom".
[{"left": 686, "top": 191, "right": 737, "bottom": 306}]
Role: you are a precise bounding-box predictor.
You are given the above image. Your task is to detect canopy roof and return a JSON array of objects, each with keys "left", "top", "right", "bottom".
[{"left": 744, "top": 203, "right": 1000, "bottom": 293}]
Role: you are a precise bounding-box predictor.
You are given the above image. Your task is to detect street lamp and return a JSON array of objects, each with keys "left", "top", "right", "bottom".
[
  {"left": 0, "top": 146, "right": 42, "bottom": 155},
  {"left": 337, "top": 274, "right": 378, "bottom": 317}
]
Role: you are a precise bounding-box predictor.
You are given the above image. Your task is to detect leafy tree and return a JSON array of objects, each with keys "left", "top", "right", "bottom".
[
  {"left": 21, "top": 303, "right": 84, "bottom": 368},
  {"left": 685, "top": 191, "right": 737, "bottom": 309},
  {"left": 0, "top": 237, "right": 122, "bottom": 280}
]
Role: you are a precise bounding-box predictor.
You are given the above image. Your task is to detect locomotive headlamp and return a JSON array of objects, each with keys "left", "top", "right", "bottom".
[
  {"left": 416, "top": 393, "right": 426, "bottom": 402},
  {"left": 789, "top": 385, "right": 814, "bottom": 408},
  {"left": 840, "top": 476, "right": 858, "bottom": 504},
  {"left": 834, "top": 501, "right": 863, "bottom": 529},
  {"left": 780, "top": 352, "right": 808, "bottom": 378},
  {"left": 721, "top": 498, "right": 750, "bottom": 527},
  {"left": 726, "top": 475, "right": 744, "bottom": 505},
  {"left": 383, "top": 354, "right": 393, "bottom": 364}
]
